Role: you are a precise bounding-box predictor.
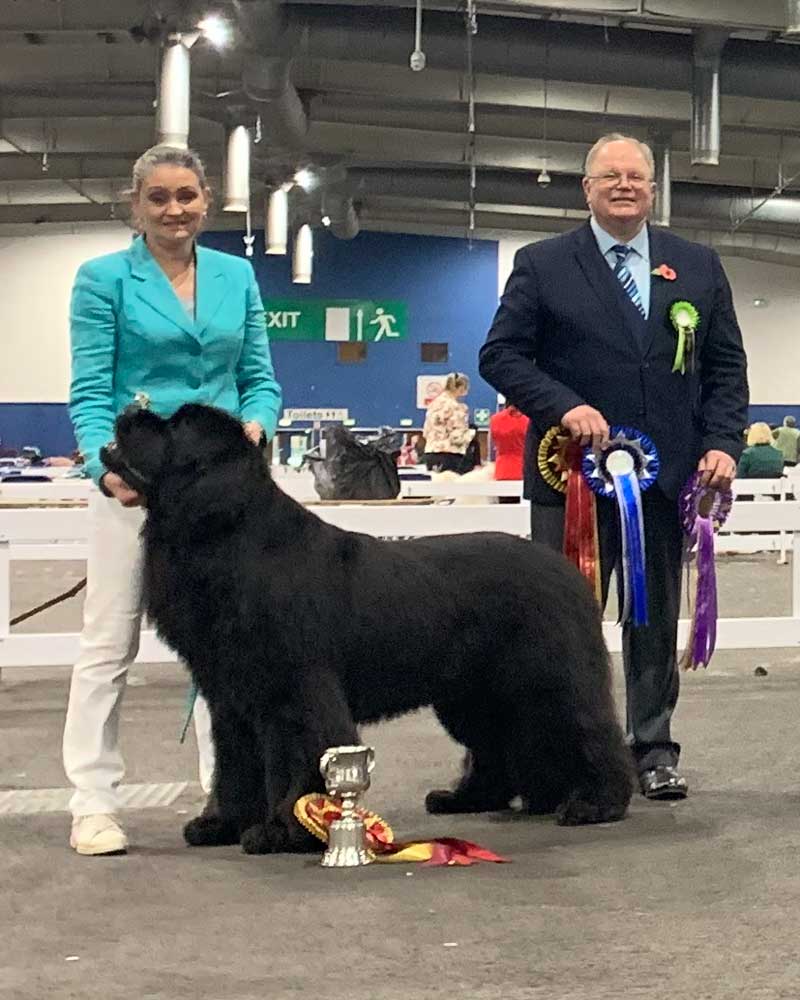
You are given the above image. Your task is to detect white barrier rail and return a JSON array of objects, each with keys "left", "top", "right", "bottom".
[{"left": 2, "top": 500, "right": 800, "bottom": 668}]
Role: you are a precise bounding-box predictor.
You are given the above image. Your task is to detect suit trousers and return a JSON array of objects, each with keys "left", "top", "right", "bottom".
[
  {"left": 62, "top": 491, "right": 215, "bottom": 817},
  {"left": 530, "top": 486, "right": 683, "bottom": 772}
]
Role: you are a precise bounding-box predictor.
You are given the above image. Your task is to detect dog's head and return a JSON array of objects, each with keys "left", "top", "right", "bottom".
[{"left": 101, "top": 403, "right": 259, "bottom": 534}]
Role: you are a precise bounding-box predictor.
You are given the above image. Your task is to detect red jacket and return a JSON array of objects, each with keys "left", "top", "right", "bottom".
[{"left": 490, "top": 408, "right": 529, "bottom": 480}]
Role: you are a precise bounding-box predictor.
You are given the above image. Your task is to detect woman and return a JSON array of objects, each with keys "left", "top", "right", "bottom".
[
  {"left": 738, "top": 422, "right": 784, "bottom": 479},
  {"left": 489, "top": 402, "right": 529, "bottom": 481},
  {"left": 63, "top": 145, "right": 282, "bottom": 856},
  {"left": 422, "top": 372, "right": 475, "bottom": 473}
]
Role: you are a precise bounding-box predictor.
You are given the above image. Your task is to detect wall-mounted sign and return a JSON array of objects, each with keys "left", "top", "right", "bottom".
[
  {"left": 416, "top": 375, "right": 447, "bottom": 409},
  {"left": 473, "top": 408, "right": 492, "bottom": 426},
  {"left": 265, "top": 300, "right": 407, "bottom": 342},
  {"left": 283, "top": 408, "right": 349, "bottom": 422}
]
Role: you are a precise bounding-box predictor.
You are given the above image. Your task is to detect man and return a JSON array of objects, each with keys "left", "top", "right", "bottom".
[
  {"left": 773, "top": 416, "right": 800, "bottom": 467},
  {"left": 479, "top": 133, "right": 748, "bottom": 800}
]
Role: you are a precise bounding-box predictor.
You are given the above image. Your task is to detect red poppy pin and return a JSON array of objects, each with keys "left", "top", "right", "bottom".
[{"left": 651, "top": 263, "right": 677, "bottom": 281}]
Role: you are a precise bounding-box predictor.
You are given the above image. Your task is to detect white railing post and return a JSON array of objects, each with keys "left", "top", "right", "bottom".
[{"left": 0, "top": 535, "right": 9, "bottom": 684}]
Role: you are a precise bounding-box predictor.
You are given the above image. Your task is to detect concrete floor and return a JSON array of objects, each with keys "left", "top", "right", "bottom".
[{"left": 2, "top": 554, "right": 800, "bottom": 1000}]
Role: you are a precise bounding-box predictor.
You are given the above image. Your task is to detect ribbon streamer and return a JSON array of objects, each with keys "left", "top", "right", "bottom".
[
  {"left": 538, "top": 427, "right": 601, "bottom": 601},
  {"left": 294, "top": 794, "right": 508, "bottom": 866},
  {"left": 583, "top": 427, "right": 659, "bottom": 628},
  {"left": 679, "top": 473, "right": 732, "bottom": 669}
]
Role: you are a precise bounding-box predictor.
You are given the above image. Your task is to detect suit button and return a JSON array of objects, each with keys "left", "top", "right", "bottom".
[{"left": 641, "top": 363, "right": 650, "bottom": 371}]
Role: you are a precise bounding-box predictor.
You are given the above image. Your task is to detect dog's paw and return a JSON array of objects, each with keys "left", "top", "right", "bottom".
[
  {"left": 183, "top": 814, "right": 240, "bottom": 846},
  {"left": 240, "top": 822, "right": 279, "bottom": 855},
  {"left": 555, "top": 790, "right": 628, "bottom": 826}
]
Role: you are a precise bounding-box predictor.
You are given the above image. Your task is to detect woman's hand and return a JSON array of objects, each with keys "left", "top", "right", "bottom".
[
  {"left": 243, "top": 421, "right": 264, "bottom": 445},
  {"left": 100, "top": 472, "right": 143, "bottom": 508}
]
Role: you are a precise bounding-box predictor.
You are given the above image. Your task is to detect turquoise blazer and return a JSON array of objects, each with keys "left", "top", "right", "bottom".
[{"left": 69, "top": 235, "right": 282, "bottom": 484}]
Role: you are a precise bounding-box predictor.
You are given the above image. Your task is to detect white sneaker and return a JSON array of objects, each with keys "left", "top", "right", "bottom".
[{"left": 70, "top": 814, "right": 128, "bottom": 856}]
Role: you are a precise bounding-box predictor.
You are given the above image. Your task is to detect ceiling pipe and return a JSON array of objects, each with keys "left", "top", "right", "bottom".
[
  {"left": 265, "top": 185, "right": 289, "bottom": 254},
  {"left": 223, "top": 123, "right": 250, "bottom": 212},
  {"left": 348, "top": 168, "right": 800, "bottom": 229},
  {"left": 156, "top": 34, "right": 193, "bottom": 148},
  {"left": 691, "top": 28, "right": 728, "bottom": 166},
  {"left": 652, "top": 137, "right": 671, "bottom": 228},
  {"left": 292, "top": 223, "right": 313, "bottom": 283}
]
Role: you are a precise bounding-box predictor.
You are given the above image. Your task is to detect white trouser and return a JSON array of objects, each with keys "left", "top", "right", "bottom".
[{"left": 63, "top": 491, "right": 215, "bottom": 817}]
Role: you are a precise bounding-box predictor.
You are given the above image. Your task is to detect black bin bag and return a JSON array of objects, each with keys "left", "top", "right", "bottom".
[{"left": 306, "top": 426, "right": 401, "bottom": 500}]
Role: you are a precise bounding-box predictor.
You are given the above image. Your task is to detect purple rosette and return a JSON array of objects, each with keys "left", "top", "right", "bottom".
[{"left": 679, "top": 472, "right": 733, "bottom": 670}]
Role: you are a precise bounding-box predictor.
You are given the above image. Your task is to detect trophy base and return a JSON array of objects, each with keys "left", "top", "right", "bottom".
[{"left": 320, "top": 817, "right": 374, "bottom": 868}]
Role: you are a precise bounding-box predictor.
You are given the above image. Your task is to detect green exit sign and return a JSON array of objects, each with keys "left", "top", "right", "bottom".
[{"left": 265, "top": 299, "right": 407, "bottom": 342}]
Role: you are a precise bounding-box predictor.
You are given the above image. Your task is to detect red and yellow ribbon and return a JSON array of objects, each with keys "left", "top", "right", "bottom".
[
  {"left": 294, "top": 794, "right": 508, "bottom": 866},
  {"left": 538, "top": 426, "right": 601, "bottom": 602}
]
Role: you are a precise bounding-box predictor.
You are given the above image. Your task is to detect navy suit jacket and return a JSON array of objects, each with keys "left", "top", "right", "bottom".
[{"left": 479, "top": 222, "right": 749, "bottom": 504}]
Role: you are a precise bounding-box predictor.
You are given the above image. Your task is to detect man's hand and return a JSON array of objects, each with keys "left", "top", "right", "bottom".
[
  {"left": 100, "top": 472, "right": 143, "bottom": 508},
  {"left": 561, "top": 404, "right": 609, "bottom": 449},
  {"left": 698, "top": 450, "right": 736, "bottom": 490},
  {"left": 243, "top": 421, "right": 264, "bottom": 445}
]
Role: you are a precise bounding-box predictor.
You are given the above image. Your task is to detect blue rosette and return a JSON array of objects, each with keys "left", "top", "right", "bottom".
[{"left": 582, "top": 427, "right": 660, "bottom": 627}]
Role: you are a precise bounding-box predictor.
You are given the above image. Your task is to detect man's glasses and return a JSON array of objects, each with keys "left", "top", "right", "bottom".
[{"left": 585, "top": 171, "right": 654, "bottom": 189}]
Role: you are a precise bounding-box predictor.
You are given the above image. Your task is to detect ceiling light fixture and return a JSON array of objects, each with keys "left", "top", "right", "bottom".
[
  {"left": 198, "top": 15, "right": 231, "bottom": 48},
  {"left": 293, "top": 168, "right": 314, "bottom": 191}
]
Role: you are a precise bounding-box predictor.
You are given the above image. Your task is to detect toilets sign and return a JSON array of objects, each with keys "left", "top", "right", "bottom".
[{"left": 265, "top": 299, "right": 407, "bottom": 342}]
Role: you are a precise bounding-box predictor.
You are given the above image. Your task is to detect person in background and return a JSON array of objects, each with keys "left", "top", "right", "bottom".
[
  {"left": 772, "top": 415, "right": 800, "bottom": 467},
  {"left": 490, "top": 401, "right": 529, "bottom": 482},
  {"left": 738, "top": 422, "right": 785, "bottom": 479},
  {"left": 422, "top": 372, "right": 476, "bottom": 473},
  {"left": 63, "top": 144, "right": 282, "bottom": 856}
]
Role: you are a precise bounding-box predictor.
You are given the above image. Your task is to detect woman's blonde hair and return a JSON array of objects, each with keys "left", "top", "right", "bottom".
[
  {"left": 129, "top": 144, "right": 208, "bottom": 196},
  {"left": 445, "top": 372, "right": 470, "bottom": 394},
  {"left": 747, "top": 422, "right": 773, "bottom": 446}
]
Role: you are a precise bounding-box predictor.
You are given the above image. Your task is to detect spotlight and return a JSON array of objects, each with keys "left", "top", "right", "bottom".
[
  {"left": 752, "top": 297, "right": 769, "bottom": 308},
  {"left": 293, "top": 168, "right": 314, "bottom": 191},
  {"left": 537, "top": 167, "right": 551, "bottom": 188},
  {"left": 198, "top": 15, "right": 231, "bottom": 48},
  {"left": 321, "top": 214, "right": 331, "bottom": 227}
]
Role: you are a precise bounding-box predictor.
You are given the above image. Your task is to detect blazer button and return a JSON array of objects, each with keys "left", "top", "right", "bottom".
[{"left": 641, "top": 362, "right": 650, "bottom": 371}]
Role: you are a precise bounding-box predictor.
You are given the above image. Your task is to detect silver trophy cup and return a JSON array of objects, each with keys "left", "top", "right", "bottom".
[{"left": 319, "top": 745, "right": 376, "bottom": 867}]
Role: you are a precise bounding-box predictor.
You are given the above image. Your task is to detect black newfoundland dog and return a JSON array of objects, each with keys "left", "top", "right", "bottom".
[{"left": 102, "top": 403, "right": 632, "bottom": 854}]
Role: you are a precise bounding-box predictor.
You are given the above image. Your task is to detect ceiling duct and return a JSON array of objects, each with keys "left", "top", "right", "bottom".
[
  {"left": 691, "top": 29, "right": 728, "bottom": 166},
  {"left": 156, "top": 35, "right": 192, "bottom": 148},
  {"left": 223, "top": 123, "right": 251, "bottom": 212},
  {"left": 325, "top": 193, "right": 360, "bottom": 239},
  {"left": 235, "top": 0, "right": 308, "bottom": 149}
]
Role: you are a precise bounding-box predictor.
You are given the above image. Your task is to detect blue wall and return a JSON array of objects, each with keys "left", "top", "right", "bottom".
[
  {"left": 205, "top": 228, "right": 499, "bottom": 427},
  {"left": 0, "top": 229, "right": 499, "bottom": 455}
]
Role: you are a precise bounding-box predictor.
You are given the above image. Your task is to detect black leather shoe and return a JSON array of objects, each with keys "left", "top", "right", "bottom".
[{"left": 639, "top": 766, "right": 688, "bottom": 800}]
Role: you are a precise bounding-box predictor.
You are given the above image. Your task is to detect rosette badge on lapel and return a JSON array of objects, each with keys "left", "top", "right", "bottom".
[
  {"left": 538, "top": 426, "right": 601, "bottom": 601},
  {"left": 669, "top": 301, "right": 700, "bottom": 375},
  {"left": 583, "top": 428, "right": 660, "bottom": 627}
]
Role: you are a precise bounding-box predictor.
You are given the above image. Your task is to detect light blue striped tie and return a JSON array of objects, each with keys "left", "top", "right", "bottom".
[{"left": 611, "top": 244, "right": 645, "bottom": 318}]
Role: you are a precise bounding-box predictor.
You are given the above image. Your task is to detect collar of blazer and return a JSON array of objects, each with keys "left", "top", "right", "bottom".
[
  {"left": 128, "top": 234, "right": 230, "bottom": 341},
  {"left": 574, "top": 221, "right": 672, "bottom": 358}
]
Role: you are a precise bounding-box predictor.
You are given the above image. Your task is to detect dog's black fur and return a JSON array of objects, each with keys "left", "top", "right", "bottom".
[{"left": 103, "top": 403, "right": 633, "bottom": 854}]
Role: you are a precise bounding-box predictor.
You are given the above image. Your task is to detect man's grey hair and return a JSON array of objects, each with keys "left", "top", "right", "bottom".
[
  {"left": 128, "top": 144, "right": 208, "bottom": 195},
  {"left": 584, "top": 133, "right": 655, "bottom": 178}
]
